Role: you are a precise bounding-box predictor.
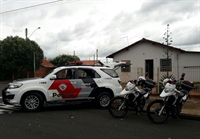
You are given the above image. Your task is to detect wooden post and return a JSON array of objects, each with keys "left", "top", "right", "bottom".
[{"left": 157, "top": 67, "right": 160, "bottom": 94}]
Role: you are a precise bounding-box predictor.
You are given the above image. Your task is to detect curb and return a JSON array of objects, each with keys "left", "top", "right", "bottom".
[
  {"left": 0, "top": 103, "right": 21, "bottom": 111},
  {"left": 142, "top": 110, "right": 200, "bottom": 121},
  {"left": 151, "top": 93, "right": 200, "bottom": 99},
  {"left": 179, "top": 113, "right": 200, "bottom": 121}
]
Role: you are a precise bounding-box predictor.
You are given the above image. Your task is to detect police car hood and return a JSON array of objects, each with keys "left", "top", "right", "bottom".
[{"left": 11, "top": 77, "right": 43, "bottom": 83}]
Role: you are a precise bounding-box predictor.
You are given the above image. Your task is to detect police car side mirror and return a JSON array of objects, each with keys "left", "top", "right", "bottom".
[{"left": 50, "top": 75, "right": 57, "bottom": 80}]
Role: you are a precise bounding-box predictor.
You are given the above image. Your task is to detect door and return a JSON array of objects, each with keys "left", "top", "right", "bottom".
[
  {"left": 145, "top": 60, "right": 154, "bottom": 79},
  {"left": 77, "top": 68, "right": 99, "bottom": 97},
  {"left": 48, "top": 68, "right": 82, "bottom": 101}
]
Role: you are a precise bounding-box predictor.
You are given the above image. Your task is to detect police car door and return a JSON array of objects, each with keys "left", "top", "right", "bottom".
[
  {"left": 48, "top": 68, "right": 81, "bottom": 101},
  {"left": 77, "top": 68, "right": 98, "bottom": 98}
]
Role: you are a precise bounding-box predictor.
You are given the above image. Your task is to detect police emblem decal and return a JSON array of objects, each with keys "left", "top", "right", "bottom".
[{"left": 59, "top": 84, "right": 67, "bottom": 91}]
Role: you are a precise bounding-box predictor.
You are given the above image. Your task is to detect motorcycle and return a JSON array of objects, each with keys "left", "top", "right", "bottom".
[
  {"left": 108, "top": 72, "right": 155, "bottom": 118},
  {"left": 146, "top": 73, "right": 194, "bottom": 124}
]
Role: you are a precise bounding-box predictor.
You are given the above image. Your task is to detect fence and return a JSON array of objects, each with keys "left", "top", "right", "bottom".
[{"left": 118, "top": 66, "right": 200, "bottom": 95}]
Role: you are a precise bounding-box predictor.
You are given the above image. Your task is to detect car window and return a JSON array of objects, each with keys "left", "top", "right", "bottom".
[
  {"left": 78, "top": 68, "right": 100, "bottom": 79},
  {"left": 101, "top": 69, "right": 119, "bottom": 78},
  {"left": 42, "top": 69, "right": 54, "bottom": 78},
  {"left": 55, "top": 69, "right": 76, "bottom": 79}
]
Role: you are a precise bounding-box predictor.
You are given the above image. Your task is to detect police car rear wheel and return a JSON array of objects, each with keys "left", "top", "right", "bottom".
[
  {"left": 96, "top": 92, "right": 111, "bottom": 108},
  {"left": 21, "top": 92, "right": 44, "bottom": 112}
]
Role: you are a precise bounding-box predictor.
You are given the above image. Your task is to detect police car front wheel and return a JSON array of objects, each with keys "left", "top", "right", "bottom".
[
  {"left": 96, "top": 92, "right": 111, "bottom": 108},
  {"left": 21, "top": 92, "right": 44, "bottom": 112}
]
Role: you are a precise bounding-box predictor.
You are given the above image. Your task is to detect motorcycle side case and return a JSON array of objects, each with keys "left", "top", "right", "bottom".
[
  {"left": 145, "top": 79, "right": 155, "bottom": 89},
  {"left": 181, "top": 80, "right": 194, "bottom": 91}
]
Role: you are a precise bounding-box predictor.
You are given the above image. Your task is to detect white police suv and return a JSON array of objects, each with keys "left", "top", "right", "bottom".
[{"left": 2, "top": 63, "right": 123, "bottom": 112}]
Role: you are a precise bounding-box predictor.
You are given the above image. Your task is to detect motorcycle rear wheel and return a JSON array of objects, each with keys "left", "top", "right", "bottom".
[
  {"left": 108, "top": 96, "right": 128, "bottom": 118},
  {"left": 146, "top": 99, "right": 169, "bottom": 124}
]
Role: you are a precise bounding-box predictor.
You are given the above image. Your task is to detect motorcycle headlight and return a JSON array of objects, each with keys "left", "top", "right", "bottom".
[
  {"left": 125, "top": 86, "right": 132, "bottom": 91},
  {"left": 164, "top": 88, "right": 174, "bottom": 93},
  {"left": 164, "top": 88, "right": 169, "bottom": 93},
  {"left": 9, "top": 83, "right": 23, "bottom": 89},
  {"left": 125, "top": 82, "right": 135, "bottom": 91}
]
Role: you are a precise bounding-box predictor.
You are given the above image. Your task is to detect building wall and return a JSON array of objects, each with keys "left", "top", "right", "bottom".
[
  {"left": 176, "top": 52, "right": 200, "bottom": 81},
  {"left": 113, "top": 41, "right": 200, "bottom": 82}
]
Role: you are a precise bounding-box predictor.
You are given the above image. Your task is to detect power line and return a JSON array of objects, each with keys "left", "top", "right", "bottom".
[
  {"left": 1, "top": 0, "right": 20, "bottom": 6},
  {"left": 0, "top": 0, "right": 73, "bottom": 15}
]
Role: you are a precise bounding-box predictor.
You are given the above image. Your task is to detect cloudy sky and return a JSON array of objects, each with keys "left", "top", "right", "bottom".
[{"left": 0, "top": 0, "right": 199, "bottom": 62}]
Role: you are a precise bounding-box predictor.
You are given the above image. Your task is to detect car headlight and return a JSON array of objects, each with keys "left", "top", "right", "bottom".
[{"left": 9, "top": 83, "right": 23, "bottom": 89}]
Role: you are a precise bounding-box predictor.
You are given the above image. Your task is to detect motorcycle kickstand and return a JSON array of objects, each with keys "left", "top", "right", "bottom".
[
  {"left": 176, "top": 114, "right": 180, "bottom": 121},
  {"left": 135, "top": 107, "right": 140, "bottom": 116}
]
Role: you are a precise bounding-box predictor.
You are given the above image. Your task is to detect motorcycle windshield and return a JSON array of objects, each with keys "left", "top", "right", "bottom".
[{"left": 120, "top": 82, "right": 136, "bottom": 95}]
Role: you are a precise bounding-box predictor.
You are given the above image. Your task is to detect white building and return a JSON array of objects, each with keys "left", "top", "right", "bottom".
[{"left": 106, "top": 38, "right": 200, "bottom": 83}]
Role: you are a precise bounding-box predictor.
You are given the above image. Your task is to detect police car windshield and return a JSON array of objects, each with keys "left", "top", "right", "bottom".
[
  {"left": 42, "top": 69, "right": 54, "bottom": 78},
  {"left": 101, "top": 69, "right": 119, "bottom": 78}
]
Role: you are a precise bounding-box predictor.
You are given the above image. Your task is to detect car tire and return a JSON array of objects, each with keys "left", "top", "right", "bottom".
[
  {"left": 21, "top": 92, "right": 44, "bottom": 112},
  {"left": 96, "top": 92, "right": 111, "bottom": 108}
]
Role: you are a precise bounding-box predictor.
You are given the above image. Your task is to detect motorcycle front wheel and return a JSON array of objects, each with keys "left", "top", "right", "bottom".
[
  {"left": 146, "top": 99, "right": 169, "bottom": 124},
  {"left": 108, "top": 96, "right": 128, "bottom": 118}
]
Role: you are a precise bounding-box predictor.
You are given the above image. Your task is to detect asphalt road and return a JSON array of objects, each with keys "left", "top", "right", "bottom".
[
  {"left": 0, "top": 83, "right": 7, "bottom": 93},
  {"left": 0, "top": 101, "right": 200, "bottom": 139},
  {"left": 1, "top": 83, "right": 200, "bottom": 139}
]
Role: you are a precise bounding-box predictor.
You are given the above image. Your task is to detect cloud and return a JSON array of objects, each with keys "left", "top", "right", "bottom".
[
  {"left": 173, "top": 25, "right": 200, "bottom": 46},
  {"left": 0, "top": 0, "right": 199, "bottom": 60},
  {"left": 73, "top": 19, "right": 94, "bottom": 38},
  {"left": 57, "top": 29, "right": 72, "bottom": 42}
]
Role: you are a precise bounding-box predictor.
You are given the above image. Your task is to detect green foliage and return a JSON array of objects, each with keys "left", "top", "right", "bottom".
[
  {"left": 160, "top": 74, "right": 176, "bottom": 82},
  {"left": 0, "top": 36, "right": 43, "bottom": 80},
  {"left": 49, "top": 54, "right": 80, "bottom": 67},
  {"left": 194, "top": 83, "right": 200, "bottom": 89}
]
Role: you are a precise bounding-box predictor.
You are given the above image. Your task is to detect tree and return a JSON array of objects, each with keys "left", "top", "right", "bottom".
[
  {"left": 49, "top": 54, "right": 80, "bottom": 67},
  {"left": 0, "top": 36, "right": 44, "bottom": 80},
  {"left": 162, "top": 24, "right": 173, "bottom": 77}
]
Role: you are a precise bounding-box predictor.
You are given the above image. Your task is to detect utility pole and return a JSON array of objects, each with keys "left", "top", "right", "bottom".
[
  {"left": 25, "top": 27, "right": 41, "bottom": 77},
  {"left": 25, "top": 28, "right": 28, "bottom": 40},
  {"left": 96, "top": 49, "right": 98, "bottom": 61}
]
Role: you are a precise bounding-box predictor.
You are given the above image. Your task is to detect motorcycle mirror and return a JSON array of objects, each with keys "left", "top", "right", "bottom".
[
  {"left": 172, "top": 79, "right": 176, "bottom": 84},
  {"left": 181, "top": 73, "right": 185, "bottom": 77},
  {"left": 180, "top": 73, "right": 185, "bottom": 80},
  {"left": 133, "top": 79, "right": 137, "bottom": 84},
  {"left": 145, "top": 72, "right": 148, "bottom": 77}
]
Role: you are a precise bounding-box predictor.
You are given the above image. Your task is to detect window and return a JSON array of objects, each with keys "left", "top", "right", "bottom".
[
  {"left": 55, "top": 69, "right": 76, "bottom": 79},
  {"left": 160, "top": 58, "right": 172, "bottom": 72},
  {"left": 121, "top": 60, "right": 131, "bottom": 72},
  {"left": 78, "top": 69, "right": 100, "bottom": 79},
  {"left": 101, "top": 69, "right": 119, "bottom": 78}
]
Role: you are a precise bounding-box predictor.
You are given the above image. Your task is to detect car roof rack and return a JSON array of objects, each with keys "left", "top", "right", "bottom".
[
  {"left": 68, "top": 61, "right": 128, "bottom": 70},
  {"left": 68, "top": 62, "right": 83, "bottom": 66}
]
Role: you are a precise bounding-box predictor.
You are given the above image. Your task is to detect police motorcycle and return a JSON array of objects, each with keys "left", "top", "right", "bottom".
[
  {"left": 108, "top": 72, "right": 155, "bottom": 118},
  {"left": 146, "top": 73, "right": 194, "bottom": 124}
]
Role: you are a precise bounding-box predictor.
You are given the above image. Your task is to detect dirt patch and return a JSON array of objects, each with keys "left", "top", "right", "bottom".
[
  {"left": 181, "top": 98, "right": 200, "bottom": 115},
  {"left": 146, "top": 96, "right": 200, "bottom": 116}
]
